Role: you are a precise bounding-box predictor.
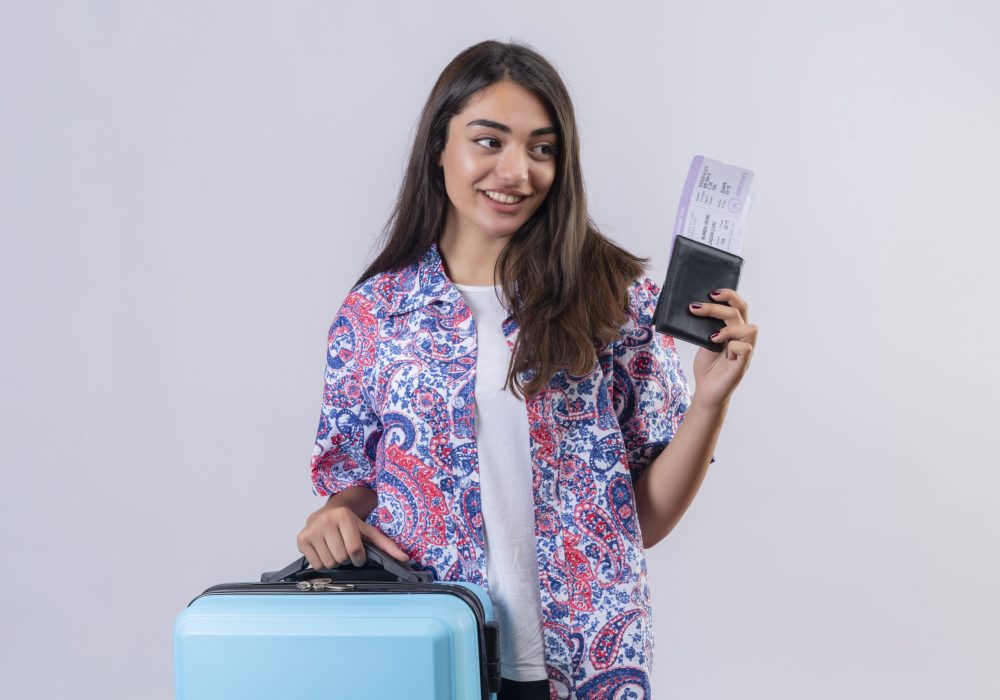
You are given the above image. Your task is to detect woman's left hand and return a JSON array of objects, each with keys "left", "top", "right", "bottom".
[{"left": 688, "top": 288, "right": 758, "bottom": 410}]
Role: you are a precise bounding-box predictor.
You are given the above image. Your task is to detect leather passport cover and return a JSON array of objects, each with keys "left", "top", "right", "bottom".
[{"left": 652, "top": 235, "right": 744, "bottom": 352}]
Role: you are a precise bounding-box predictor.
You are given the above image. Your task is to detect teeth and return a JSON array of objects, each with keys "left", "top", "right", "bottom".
[{"left": 484, "top": 190, "right": 524, "bottom": 204}]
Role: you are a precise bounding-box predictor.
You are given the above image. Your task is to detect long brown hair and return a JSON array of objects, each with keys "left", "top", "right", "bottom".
[{"left": 354, "top": 39, "right": 649, "bottom": 402}]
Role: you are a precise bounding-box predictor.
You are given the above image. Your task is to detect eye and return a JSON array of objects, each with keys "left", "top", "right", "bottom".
[
  {"left": 533, "top": 143, "right": 558, "bottom": 157},
  {"left": 474, "top": 136, "right": 501, "bottom": 149}
]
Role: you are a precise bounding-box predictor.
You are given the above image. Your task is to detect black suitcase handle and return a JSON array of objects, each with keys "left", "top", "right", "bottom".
[{"left": 260, "top": 541, "right": 433, "bottom": 584}]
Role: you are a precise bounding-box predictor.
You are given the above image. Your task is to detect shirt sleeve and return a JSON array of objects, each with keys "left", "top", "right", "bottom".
[
  {"left": 310, "top": 290, "right": 383, "bottom": 497},
  {"left": 614, "top": 275, "right": 698, "bottom": 485}
]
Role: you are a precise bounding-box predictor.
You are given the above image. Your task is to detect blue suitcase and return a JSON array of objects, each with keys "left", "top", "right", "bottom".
[{"left": 174, "top": 543, "right": 502, "bottom": 699}]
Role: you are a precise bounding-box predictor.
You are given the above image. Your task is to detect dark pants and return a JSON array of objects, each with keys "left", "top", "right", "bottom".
[{"left": 498, "top": 677, "right": 549, "bottom": 700}]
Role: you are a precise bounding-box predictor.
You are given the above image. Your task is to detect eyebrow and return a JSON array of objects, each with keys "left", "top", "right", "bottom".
[{"left": 465, "top": 118, "right": 557, "bottom": 138}]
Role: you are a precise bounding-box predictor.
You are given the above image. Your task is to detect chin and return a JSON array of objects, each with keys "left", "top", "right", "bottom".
[{"left": 483, "top": 223, "right": 523, "bottom": 238}]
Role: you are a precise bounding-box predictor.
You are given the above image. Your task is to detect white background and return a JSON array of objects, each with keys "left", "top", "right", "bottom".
[{"left": 2, "top": 1, "right": 998, "bottom": 697}]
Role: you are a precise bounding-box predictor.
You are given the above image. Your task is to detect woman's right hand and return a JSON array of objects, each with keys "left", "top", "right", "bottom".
[{"left": 296, "top": 502, "right": 411, "bottom": 569}]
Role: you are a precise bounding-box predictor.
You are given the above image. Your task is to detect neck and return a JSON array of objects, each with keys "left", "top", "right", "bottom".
[{"left": 438, "top": 210, "right": 511, "bottom": 286}]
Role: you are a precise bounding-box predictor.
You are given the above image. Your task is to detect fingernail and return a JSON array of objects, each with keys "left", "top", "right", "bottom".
[
  {"left": 710, "top": 289, "right": 721, "bottom": 296},
  {"left": 689, "top": 303, "right": 702, "bottom": 309},
  {"left": 710, "top": 331, "right": 720, "bottom": 340}
]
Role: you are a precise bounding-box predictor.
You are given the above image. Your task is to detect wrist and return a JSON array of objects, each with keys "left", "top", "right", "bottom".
[
  {"left": 689, "top": 394, "right": 730, "bottom": 418},
  {"left": 325, "top": 486, "right": 378, "bottom": 520}
]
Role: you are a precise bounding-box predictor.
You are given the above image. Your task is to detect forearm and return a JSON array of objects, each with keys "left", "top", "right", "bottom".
[
  {"left": 633, "top": 398, "right": 728, "bottom": 548},
  {"left": 324, "top": 486, "right": 378, "bottom": 521}
]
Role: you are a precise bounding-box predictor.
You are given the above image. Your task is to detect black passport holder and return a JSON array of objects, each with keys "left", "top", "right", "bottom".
[{"left": 652, "top": 235, "right": 744, "bottom": 352}]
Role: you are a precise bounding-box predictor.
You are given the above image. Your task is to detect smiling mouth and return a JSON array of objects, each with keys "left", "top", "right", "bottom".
[{"left": 481, "top": 190, "right": 528, "bottom": 204}]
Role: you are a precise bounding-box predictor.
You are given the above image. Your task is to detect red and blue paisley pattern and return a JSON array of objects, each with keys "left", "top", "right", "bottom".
[{"left": 310, "top": 240, "right": 691, "bottom": 698}]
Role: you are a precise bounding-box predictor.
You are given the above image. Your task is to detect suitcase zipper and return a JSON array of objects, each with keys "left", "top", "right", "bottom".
[
  {"left": 193, "top": 580, "right": 487, "bottom": 627},
  {"left": 295, "top": 578, "right": 356, "bottom": 592}
]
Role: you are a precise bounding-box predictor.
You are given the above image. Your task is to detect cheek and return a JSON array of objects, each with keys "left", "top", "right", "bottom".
[
  {"left": 535, "top": 169, "right": 556, "bottom": 198},
  {"left": 450, "top": 155, "right": 492, "bottom": 189}
]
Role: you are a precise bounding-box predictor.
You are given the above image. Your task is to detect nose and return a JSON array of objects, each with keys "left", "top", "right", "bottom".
[{"left": 495, "top": 146, "right": 528, "bottom": 186}]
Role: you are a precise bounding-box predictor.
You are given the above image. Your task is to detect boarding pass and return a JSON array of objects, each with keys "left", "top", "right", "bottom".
[{"left": 672, "top": 155, "right": 754, "bottom": 256}]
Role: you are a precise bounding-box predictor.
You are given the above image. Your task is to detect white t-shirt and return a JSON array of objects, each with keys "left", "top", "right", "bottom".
[{"left": 453, "top": 281, "right": 547, "bottom": 682}]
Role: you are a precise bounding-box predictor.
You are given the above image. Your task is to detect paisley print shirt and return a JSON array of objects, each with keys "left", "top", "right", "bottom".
[{"left": 310, "top": 240, "right": 692, "bottom": 699}]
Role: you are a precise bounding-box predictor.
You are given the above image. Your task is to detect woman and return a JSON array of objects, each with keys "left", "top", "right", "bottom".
[{"left": 296, "top": 39, "right": 757, "bottom": 700}]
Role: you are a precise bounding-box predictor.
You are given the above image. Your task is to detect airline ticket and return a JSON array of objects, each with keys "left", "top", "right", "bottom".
[{"left": 672, "top": 155, "right": 754, "bottom": 256}]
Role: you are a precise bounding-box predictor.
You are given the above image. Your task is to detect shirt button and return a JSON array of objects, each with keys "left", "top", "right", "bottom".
[{"left": 453, "top": 396, "right": 466, "bottom": 409}]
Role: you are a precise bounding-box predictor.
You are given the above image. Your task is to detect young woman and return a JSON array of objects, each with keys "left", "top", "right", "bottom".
[{"left": 296, "top": 40, "right": 757, "bottom": 700}]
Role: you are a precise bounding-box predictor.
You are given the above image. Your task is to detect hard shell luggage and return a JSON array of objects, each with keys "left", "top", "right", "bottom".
[{"left": 173, "top": 543, "right": 502, "bottom": 699}]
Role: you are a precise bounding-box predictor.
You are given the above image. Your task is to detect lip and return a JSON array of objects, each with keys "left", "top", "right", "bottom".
[{"left": 480, "top": 189, "right": 529, "bottom": 212}]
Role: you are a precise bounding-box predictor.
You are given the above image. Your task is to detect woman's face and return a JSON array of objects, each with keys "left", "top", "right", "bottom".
[{"left": 437, "top": 79, "right": 559, "bottom": 244}]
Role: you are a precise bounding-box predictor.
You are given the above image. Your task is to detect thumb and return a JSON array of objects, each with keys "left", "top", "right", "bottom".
[
  {"left": 726, "top": 340, "right": 753, "bottom": 366},
  {"left": 358, "top": 522, "right": 411, "bottom": 563}
]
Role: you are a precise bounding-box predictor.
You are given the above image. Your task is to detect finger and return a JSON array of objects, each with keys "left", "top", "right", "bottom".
[
  {"left": 297, "top": 538, "right": 323, "bottom": 571},
  {"left": 689, "top": 302, "right": 744, "bottom": 326},
  {"left": 726, "top": 340, "right": 753, "bottom": 364},
  {"left": 339, "top": 518, "right": 368, "bottom": 567},
  {"left": 310, "top": 534, "right": 337, "bottom": 570},
  {"left": 324, "top": 529, "right": 351, "bottom": 568},
  {"left": 708, "top": 288, "right": 749, "bottom": 322},
  {"left": 708, "top": 323, "right": 758, "bottom": 346},
  {"left": 360, "top": 522, "right": 411, "bottom": 563}
]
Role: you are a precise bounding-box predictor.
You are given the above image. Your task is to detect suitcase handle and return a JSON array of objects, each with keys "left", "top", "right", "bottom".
[{"left": 260, "top": 541, "right": 433, "bottom": 584}]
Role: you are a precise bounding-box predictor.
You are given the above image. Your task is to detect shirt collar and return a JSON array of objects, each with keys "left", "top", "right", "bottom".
[
  {"left": 385, "top": 239, "right": 521, "bottom": 317},
  {"left": 382, "top": 240, "right": 459, "bottom": 317}
]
